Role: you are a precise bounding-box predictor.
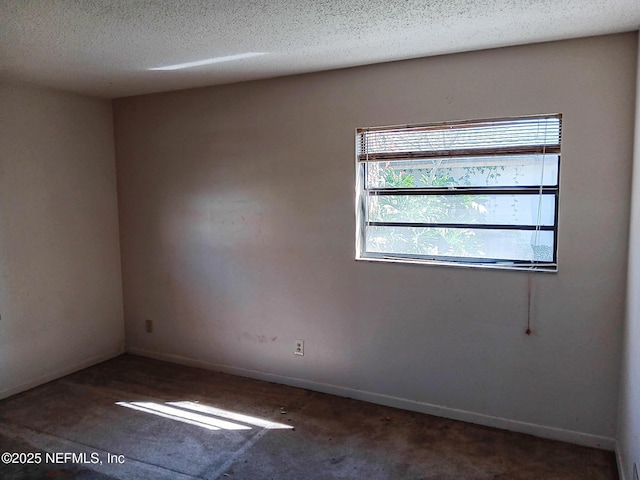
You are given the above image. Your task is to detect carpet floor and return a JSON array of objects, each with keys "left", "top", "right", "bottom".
[{"left": 0, "top": 354, "right": 618, "bottom": 479}]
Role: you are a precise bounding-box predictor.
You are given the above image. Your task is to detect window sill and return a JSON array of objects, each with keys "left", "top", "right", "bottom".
[{"left": 355, "top": 255, "right": 558, "bottom": 273}]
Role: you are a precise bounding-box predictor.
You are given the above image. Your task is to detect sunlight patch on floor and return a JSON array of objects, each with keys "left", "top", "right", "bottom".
[{"left": 116, "top": 401, "right": 294, "bottom": 432}]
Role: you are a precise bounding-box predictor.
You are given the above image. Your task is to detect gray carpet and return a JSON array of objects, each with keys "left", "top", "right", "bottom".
[{"left": 0, "top": 355, "right": 618, "bottom": 479}]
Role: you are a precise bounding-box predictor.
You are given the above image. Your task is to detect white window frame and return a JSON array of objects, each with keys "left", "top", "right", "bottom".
[{"left": 355, "top": 114, "right": 562, "bottom": 272}]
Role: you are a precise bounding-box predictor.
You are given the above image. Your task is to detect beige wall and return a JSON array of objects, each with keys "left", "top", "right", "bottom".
[
  {"left": 0, "top": 81, "right": 124, "bottom": 398},
  {"left": 617, "top": 35, "right": 640, "bottom": 480},
  {"left": 114, "top": 33, "right": 637, "bottom": 448}
]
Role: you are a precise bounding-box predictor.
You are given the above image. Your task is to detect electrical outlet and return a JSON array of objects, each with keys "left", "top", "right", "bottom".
[
  {"left": 145, "top": 319, "right": 153, "bottom": 333},
  {"left": 294, "top": 339, "right": 304, "bottom": 356}
]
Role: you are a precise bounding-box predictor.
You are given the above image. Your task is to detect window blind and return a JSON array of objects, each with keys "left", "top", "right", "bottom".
[{"left": 358, "top": 115, "right": 561, "bottom": 160}]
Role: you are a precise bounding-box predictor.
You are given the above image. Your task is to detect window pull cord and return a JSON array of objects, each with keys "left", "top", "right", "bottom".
[{"left": 526, "top": 273, "right": 533, "bottom": 335}]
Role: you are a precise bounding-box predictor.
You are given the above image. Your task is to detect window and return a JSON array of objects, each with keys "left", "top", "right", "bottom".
[{"left": 355, "top": 114, "right": 561, "bottom": 271}]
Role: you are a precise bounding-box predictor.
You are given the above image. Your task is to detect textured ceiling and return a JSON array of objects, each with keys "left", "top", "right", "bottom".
[{"left": 1, "top": 0, "right": 639, "bottom": 99}]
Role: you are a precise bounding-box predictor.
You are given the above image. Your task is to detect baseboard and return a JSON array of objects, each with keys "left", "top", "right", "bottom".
[
  {"left": 126, "top": 347, "right": 616, "bottom": 450},
  {"left": 0, "top": 348, "right": 125, "bottom": 400}
]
